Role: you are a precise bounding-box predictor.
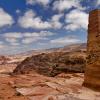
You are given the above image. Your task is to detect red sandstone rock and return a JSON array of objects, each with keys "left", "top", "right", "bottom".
[
  {"left": 13, "top": 51, "right": 86, "bottom": 76},
  {"left": 83, "top": 9, "right": 100, "bottom": 91}
]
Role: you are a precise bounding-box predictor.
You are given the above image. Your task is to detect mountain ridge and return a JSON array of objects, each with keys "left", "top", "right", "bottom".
[{"left": 13, "top": 43, "right": 86, "bottom": 76}]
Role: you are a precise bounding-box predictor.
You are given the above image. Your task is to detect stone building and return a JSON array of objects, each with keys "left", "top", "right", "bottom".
[{"left": 83, "top": 9, "right": 100, "bottom": 90}]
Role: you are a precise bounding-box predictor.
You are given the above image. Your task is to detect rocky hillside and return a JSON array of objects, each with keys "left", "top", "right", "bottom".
[
  {"left": 0, "top": 56, "right": 11, "bottom": 65},
  {"left": 13, "top": 43, "right": 86, "bottom": 76}
]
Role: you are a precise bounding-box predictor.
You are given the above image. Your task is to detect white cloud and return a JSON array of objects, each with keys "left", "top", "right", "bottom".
[
  {"left": 2, "top": 31, "right": 56, "bottom": 45},
  {"left": 10, "top": 42, "right": 20, "bottom": 46},
  {"left": 3, "top": 31, "right": 55, "bottom": 39},
  {"left": 65, "top": 9, "right": 88, "bottom": 31},
  {"left": 18, "top": 10, "right": 51, "bottom": 29},
  {"left": 22, "top": 31, "right": 54, "bottom": 44},
  {"left": 16, "top": 9, "right": 21, "bottom": 14},
  {"left": 53, "top": 0, "right": 84, "bottom": 12},
  {"left": 50, "top": 14, "right": 63, "bottom": 29},
  {"left": 36, "top": 31, "right": 55, "bottom": 37},
  {"left": 3, "top": 33, "right": 21, "bottom": 46},
  {"left": 96, "top": 0, "right": 100, "bottom": 6},
  {"left": 26, "top": 0, "right": 50, "bottom": 6},
  {"left": 0, "top": 8, "right": 14, "bottom": 28},
  {"left": 22, "top": 37, "right": 42, "bottom": 44},
  {"left": 50, "top": 35, "right": 80, "bottom": 45},
  {"left": 18, "top": 10, "right": 63, "bottom": 29},
  {"left": 38, "top": 42, "right": 47, "bottom": 46},
  {"left": 6, "top": 38, "right": 18, "bottom": 43},
  {"left": 4, "top": 32, "right": 23, "bottom": 38}
]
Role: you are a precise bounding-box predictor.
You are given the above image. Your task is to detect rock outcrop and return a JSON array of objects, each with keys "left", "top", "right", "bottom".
[
  {"left": 83, "top": 9, "right": 100, "bottom": 90},
  {"left": 13, "top": 50, "right": 86, "bottom": 76}
]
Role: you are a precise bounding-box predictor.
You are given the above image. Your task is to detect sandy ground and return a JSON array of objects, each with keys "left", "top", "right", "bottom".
[{"left": 0, "top": 73, "right": 99, "bottom": 100}]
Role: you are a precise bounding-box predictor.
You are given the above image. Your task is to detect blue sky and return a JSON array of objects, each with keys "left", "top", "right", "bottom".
[{"left": 0, "top": 0, "right": 99, "bottom": 55}]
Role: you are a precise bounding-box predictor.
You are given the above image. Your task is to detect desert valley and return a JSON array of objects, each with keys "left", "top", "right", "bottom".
[
  {"left": 0, "top": 0, "right": 100, "bottom": 100},
  {"left": 0, "top": 43, "right": 99, "bottom": 100}
]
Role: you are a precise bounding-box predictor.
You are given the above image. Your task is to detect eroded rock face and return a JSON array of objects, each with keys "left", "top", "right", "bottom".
[
  {"left": 83, "top": 9, "right": 100, "bottom": 90},
  {"left": 13, "top": 51, "right": 86, "bottom": 76}
]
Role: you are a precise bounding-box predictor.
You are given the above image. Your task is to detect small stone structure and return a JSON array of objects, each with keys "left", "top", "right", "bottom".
[{"left": 83, "top": 9, "right": 100, "bottom": 90}]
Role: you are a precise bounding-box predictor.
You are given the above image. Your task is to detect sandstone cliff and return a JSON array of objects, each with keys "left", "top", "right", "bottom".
[{"left": 13, "top": 48, "right": 86, "bottom": 76}]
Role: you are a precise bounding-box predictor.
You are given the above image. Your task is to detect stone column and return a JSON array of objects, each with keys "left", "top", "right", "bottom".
[
  {"left": 83, "top": 10, "right": 100, "bottom": 90},
  {"left": 83, "top": 9, "right": 100, "bottom": 90}
]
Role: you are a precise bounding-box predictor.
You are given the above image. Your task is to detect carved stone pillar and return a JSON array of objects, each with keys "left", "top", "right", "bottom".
[{"left": 83, "top": 9, "right": 100, "bottom": 90}]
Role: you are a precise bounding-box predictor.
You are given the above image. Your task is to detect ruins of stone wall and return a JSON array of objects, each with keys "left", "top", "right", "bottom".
[{"left": 83, "top": 9, "right": 100, "bottom": 90}]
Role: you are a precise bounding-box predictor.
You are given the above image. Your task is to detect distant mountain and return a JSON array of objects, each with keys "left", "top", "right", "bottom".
[
  {"left": 63, "top": 43, "right": 86, "bottom": 51},
  {"left": 0, "top": 43, "right": 87, "bottom": 64},
  {"left": 0, "top": 43, "right": 87, "bottom": 65},
  {"left": 16, "top": 43, "right": 87, "bottom": 56}
]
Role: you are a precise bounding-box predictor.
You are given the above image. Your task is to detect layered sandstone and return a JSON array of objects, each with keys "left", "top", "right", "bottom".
[
  {"left": 83, "top": 9, "right": 100, "bottom": 90},
  {"left": 13, "top": 51, "right": 86, "bottom": 76}
]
